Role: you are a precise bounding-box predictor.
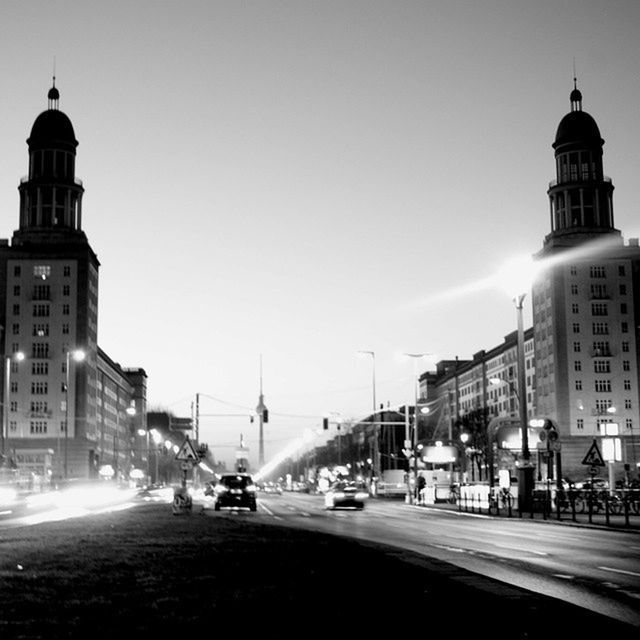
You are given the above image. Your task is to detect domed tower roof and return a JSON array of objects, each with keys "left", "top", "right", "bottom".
[
  {"left": 553, "top": 80, "right": 603, "bottom": 150},
  {"left": 26, "top": 80, "right": 78, "bottom": 152}
]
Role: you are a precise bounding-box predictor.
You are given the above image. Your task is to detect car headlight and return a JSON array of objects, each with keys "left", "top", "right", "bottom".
[
  {"left": 246, "top": 485, "right": 256, "bottom": 493},
  {"left": 333, "top": 492, "right": 345, "bottom": 499},
  {"left": 355, "top": 492, "right": 368, "bottom": 500}
]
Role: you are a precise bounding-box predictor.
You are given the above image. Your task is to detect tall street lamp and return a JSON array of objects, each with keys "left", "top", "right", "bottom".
[
  {"left": 357, "top": 350, "right": 378, "bottom": 484},
  {"left": 2, "top": 351, "right": 25, "bottom": 462},
  {"left": 64, "top": 348, "right": 86, "bottom": 479},
  {"left": 405, "top": 353, "right": 429, "bottom": 505},
  {"left": 514, "top": 293, "right": 534, "bottom": 511}
]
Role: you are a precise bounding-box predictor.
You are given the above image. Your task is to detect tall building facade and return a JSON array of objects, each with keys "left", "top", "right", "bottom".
[
  {"left": 0, "top": 84, "right": 147, "bottom": 485},
  {"left": 532, "top": 83, "right": 640, "bottom": 480}
]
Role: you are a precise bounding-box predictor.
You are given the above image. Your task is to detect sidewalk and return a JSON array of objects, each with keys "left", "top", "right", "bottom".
[{"left": 0, "top": 500, "right": 637, "bottom": 638}]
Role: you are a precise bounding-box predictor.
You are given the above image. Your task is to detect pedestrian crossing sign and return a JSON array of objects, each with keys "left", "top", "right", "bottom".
[
  {"left": 175, "top": 437, "right": 199, "bottom": 461},
  {"left": 581, "top": 439, "right": 605, "bottom": 467}
]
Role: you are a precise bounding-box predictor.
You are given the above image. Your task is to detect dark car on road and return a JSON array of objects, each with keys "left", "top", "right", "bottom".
[{"left": 214, "top": 473, "right": 258, "bottom": 511}]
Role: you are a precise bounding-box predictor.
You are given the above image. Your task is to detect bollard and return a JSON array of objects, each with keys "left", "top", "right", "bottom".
[{"left": 172, "top": 486, "right": 193, "bottom": 516}]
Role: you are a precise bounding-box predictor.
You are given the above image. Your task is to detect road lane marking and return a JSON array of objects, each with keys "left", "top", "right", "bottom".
[{"left": 598, "top": 566, "right": 640, "bottom": 578}]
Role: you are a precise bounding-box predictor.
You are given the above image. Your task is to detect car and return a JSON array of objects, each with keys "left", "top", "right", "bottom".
[
  {"left": 213, "top": 473, "right": 258, "bottom": 511},
  {"left": 324, "top": 480, "right": 369, "bottom": 510},
  {"left": 260, "top": 481, "right": 283, "bottom": 494}
]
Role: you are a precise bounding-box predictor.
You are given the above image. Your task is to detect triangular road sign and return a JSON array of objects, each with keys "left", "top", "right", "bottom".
[
  {"left": 175, "top": 437, "right": 199, "bottom": 461},
  {"left": 581, "top": 439, "right": 605, "bottom": 467}
]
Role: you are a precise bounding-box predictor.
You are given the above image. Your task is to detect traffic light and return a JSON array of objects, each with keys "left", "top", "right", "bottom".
[
  {"left": 323, "top": 417, "right": 329, "bottom": 430},
  {"left": 262, "top": 409, "right": 269, "bottom": 423}
]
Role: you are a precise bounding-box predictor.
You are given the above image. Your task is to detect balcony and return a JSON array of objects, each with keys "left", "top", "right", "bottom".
[{"left": 589, "top": 347, "right": 613, "bottom": 357}]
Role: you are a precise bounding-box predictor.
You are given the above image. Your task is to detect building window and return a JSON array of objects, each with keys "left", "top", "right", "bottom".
[
  {"left": 32, "top": 343, "right": 49, "bottom": 358},
  {"left": 62, "top": 304, "right": 70, "bottom": 315},
  {"left": 592, "top": 341, "right": 611, "bottom": 356},
  {"left": 29, "top": 421, "right": 48, "bottom": 434},
  {"left": 625, "top": 399, "right": 632, "bottom": 410},
  {"left": 33, "top": 304, "right": 49, "bottom": 317},
  {"left": 63, "top": 266, "right": 71, "bottom": 277},
  {"left": 31, "top": 382, "right": 48, "bottom": 395},
  {"left": 590, "top": 266, "right": 606, "bottom": 278},
  {"left": 13, "top": 285, "right": 20, "bottom": 296},
  {"left": 32, "top": 324, "right": 49, "bottom": 337},
  {"left": 590, "top": 284, "right": 607, "bottom": 298},
  {"left": 572, "top": 323, "right": 580, "bottom": 333},
  {"left": 30, "top": 400, "right": 49, "bottom": 414},
  {"left": 623, "top": 360, "right": 631, "bottom": 371},
  {"left": 571, "top": 284, "right": 578, "bottom": 295},
  {"left": 577, "top": 419, "right": 584, "bottom": 430},
  {"left": 621, "top": 322, "right": 629, "bottom": 333},
  {"left": 9, "top": 421, "right": 17, "bottom": 433},
  {"left": 624, "top": 380, "right": 631, "bottom": 390},
  {"left": 621, "top": 303, "right": 628, "bottom": 314},
  {"left": 63, "top": 284, "right": 70, "bottom": 296},
  {"left": 10, "top": 382, "right": 18, "bottom": 393},
  {"left": 13, "top": 266, "right": 21, "bottom": 277},
  {"left": 570, "top": 266, "right": 577, "bottom": 275},
  {"left": 591, "top": 303, "right": 608, "bottom": 316},
  {"left": 592, "top": 322, "right": 608, "bottom": 335},
  {"left": 33, "top": 265, "right": 51, "bottom": 280},
  {"left": 33, "top": 285, "right": 50, "bottom": 300},
  {"left": 574, "top": 361, "right": 582, "bottom": 372},
  {"left": 12, "top": 324, "right": 19, "bottom": 335},
  {"left": 12, "top": 304, "right": 20, "bottom": 315},
  {"left": 62, "top": 323, "right": 70, "bottom": 335},
  {"left": 594, "top": 380, "right": 611, "bottom": 392},
  {"left": 618, "top": 265, "right": 625, "bottom": 276},
  {"left": 619, "top": 284, "right": 627, "bottom": 295},
  {"left": 575, "top": 380, "right": 582, "bottom": 390},
  {"left": 622, "top": 342, "right": 630, "bottom": 353},
  {"left": 60, "top": 420, "right": 67, "bottom": 433},
  {"left": 595, "top": 399, "right": 613, "bottom": 413},
  {"left": 594, "top": 360, "right": 610, "bottom": 373},
  {"left": 573, "top": 342, "right": 581, "bottom": 353},
  {"left": 10, "top": 401, "right": 17, "bottom": 412},
  {"left": 572, "top": 303, "right": 579, "bottom": 314},
  {"left": 626, "top": 419, "right": 633, "bottom": 430},
  {"left": 32, "top": 362, "right": 48, "bottom": 375}
]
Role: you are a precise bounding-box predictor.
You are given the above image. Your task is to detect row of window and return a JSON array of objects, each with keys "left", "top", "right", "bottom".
[
  {"left": 13, "top": 265, "right": 72, "bottom": 279},
  {"left": 576, "top": 418, "right": 634, "bottom": 430},
  {"left": 571, "top": 302, "right": 628, "bottom": 315},
  {"left": 9, "top": 421, "right": 67, "bottom": 435},
  {"left": 12, "top": 323, "right": 71, "bottom": 336},
  {"left": 13, "top": 303, "right": 71, "bottom": 316},
  {"left": 571, "top": 322, "right": 631, "bottom": 333},
  {"left": 570, "top": 265, "right": 627, "bottom": 278}
]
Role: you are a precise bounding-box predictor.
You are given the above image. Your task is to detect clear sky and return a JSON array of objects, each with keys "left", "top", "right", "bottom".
[{"left": 1, "top": 1, "right": 639, "bottom": 470}]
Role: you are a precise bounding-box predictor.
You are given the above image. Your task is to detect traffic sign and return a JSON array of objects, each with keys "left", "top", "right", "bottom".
[
  {"left": 581, "top": 439, "right": 605, "bottom": 467},
  {"left": 175, "top": 436, "right": 199, "bottom": 461}
]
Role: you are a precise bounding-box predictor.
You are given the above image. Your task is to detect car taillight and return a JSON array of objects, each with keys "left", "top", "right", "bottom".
[
  {"left": 216, "top": 486, "right": 228, "bottom": 493},
  {"left": 246, "top": 485, "right": 256, "bottom": 492}
]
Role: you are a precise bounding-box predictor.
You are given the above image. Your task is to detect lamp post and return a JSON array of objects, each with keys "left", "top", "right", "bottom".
[
  {"left": 405, "top": 353, "right": 429, "bottom": 505},
  {"left": 357, "top": 350, "right": 378, "bottom": 486},
  {"left": 64, "top": 348, "right": 85, "bottom": 479},
  {"left": 2, "top": 351, "right": 25, "bottom": 462},
  {"left": 514, "top": 293, "right": 534, "bottom": 511}
]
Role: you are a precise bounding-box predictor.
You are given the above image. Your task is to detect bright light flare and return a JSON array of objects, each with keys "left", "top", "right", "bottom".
[{"left": 254, "top": 429, "right": 317, "bottom": 482}]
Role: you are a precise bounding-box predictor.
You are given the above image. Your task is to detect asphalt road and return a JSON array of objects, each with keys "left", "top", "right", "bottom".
[{"left": 0, "top": 492, "right": 637, "bottom": 639}]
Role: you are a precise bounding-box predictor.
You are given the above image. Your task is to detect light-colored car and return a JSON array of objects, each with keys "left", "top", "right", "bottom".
[{"left": 324, "top": 480, "right": 369, "bottom": 510}]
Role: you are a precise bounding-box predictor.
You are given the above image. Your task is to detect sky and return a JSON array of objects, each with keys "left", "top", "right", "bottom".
[{"left": 1, "top": 1, "right": 639, "bottom": 470}]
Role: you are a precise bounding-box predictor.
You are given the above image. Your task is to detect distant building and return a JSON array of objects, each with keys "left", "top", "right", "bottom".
[{"left": 0, "top": 83, "right": 147, "bottom": 485}]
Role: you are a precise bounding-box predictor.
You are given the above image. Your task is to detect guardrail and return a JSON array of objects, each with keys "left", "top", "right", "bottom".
[{"left": 453, "top": 487, "right": 640, "bottom": 529}]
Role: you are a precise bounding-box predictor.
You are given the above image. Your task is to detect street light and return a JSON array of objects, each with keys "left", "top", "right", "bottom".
[
  {"left": 64, "top": 348, "right": 85, "bottom": 479},
  {"left": 514, "top": 293, "right": 534, "bottom": 511},
  {"left": 404, "top": 353, "right": 429, "bottom": 505},
  {"left": 2, "top": 351, "right": 25, "bottom": 462},
  {"left": 357, "top": 350, "right": 378, "bottom": 484}
]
